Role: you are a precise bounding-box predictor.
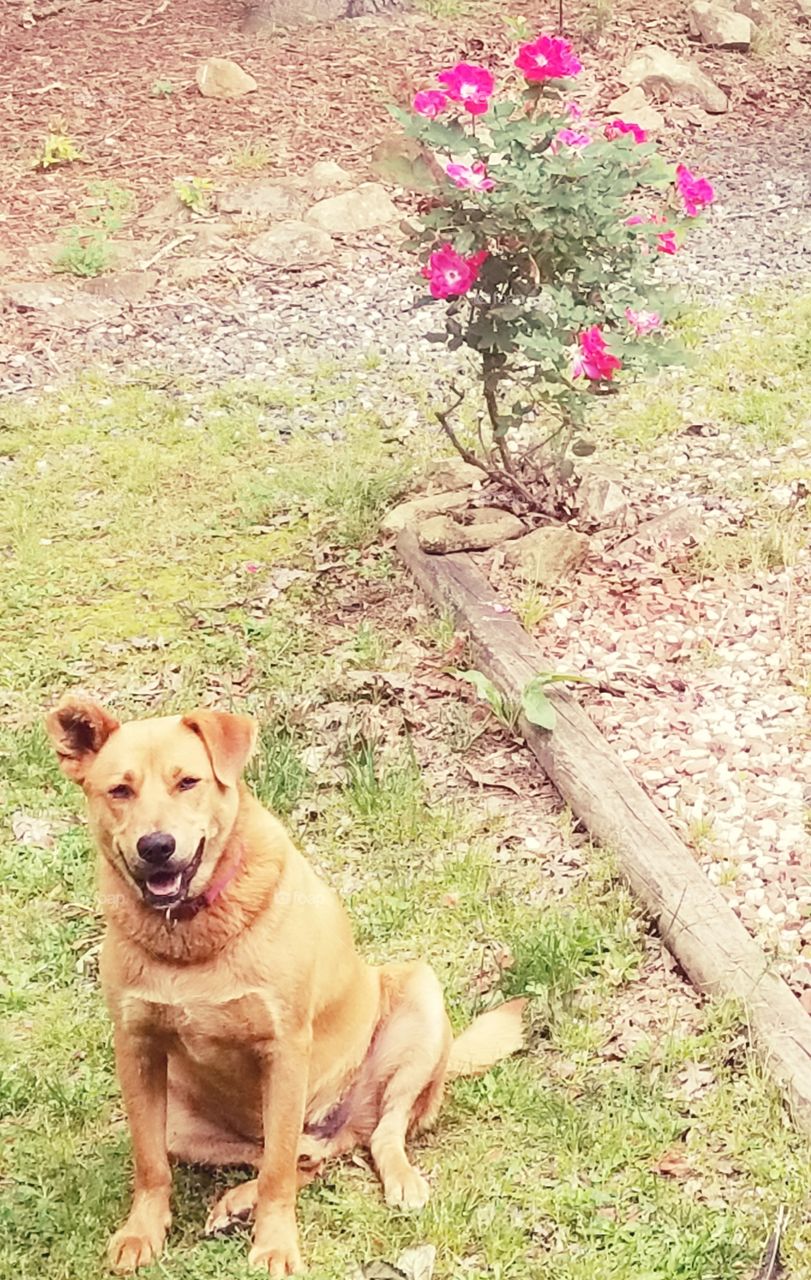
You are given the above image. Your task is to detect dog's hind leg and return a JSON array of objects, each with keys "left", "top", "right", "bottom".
[{"left": 368, "top": 962, "right": 452, "bottom": 1211}]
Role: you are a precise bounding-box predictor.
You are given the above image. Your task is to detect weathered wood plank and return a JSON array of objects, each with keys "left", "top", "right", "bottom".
[{"left": 398, "top": 529, "right": 811, "bottom": 1134}]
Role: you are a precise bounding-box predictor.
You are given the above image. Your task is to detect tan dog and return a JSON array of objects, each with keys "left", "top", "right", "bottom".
[{"left": 46, "top": 695, "right": 524, "bottom": 1277}]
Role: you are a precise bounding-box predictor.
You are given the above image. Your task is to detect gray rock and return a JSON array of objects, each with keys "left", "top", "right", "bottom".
[
  {"left": 305, "top": 183, "right": 399, "bottom": 234},
  {"left": 247, "top": 221, "right": 334, "bottom": 267},
  {"left": 426, "top": 458, "right": 484, "bottom": 492},
  {"left": 217, "top": 183, "right": 306, "bottom": 221},
  {"left": 605, "top": 86, "right": 665, "bottom": 133},
  {"left": 300, "top": 161, "right": 355, "bottom": 200},
  {"left": 621, "top": 45, "right": 729, "bottom": 113},
  {"left": 83, "top": 270, "right": 159, "bottom": 304},
  {"left": 503, "top": 526, "right": 589, "bottom": 584},
  {"left": 2, "top": 281, "right": 71, "bottom": 310},
  {"left": 168, "top": 257, "right": 219, "bottom": 284},
  {"left": 196, "top": 58, "right": 257, "bottom": 99},
  {"left": 140, "top": 193, "right": 193, "bottom": 227},
  {"left": 578, "top": 469, "right": 628, "bottom": 523},
  {"left": 726, "top": 0, "right": 764, "bottom": 24},
  {"left": 689, "top": 1, "right": 753, "bottom": 48},
  {"left": 615, "top": 506, "right": 707, "bottom": 557},
  {"left": 417, "top": 508, "right": 525, "bottom": 554}
]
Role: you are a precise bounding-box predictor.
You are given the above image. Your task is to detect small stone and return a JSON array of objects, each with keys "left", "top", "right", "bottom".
[
  {"left": 382, "top": 490, "right": 473, "bottom": 535},
  {"left": 605, "top": 86, "right": 665, "bottom": 134},
  {"left": 300, "top": 161, "right": 355, "bottom": 200},
  {"left": 83, "top": 270, "right": 159, "bottom": 304},
  {"left": 139, "top": 192, "right": 193, "bottom": 227},
  {"left": 247, "top": 222, "right": 334, "bottom": 267},
  {"left": 689, "top": 1, "right": 753, "bottom": 49},
  {"left": 426, "top": 458, "right": 483, "bottom": 492},
  {"left": 729, "top": 0, "right": 764, "bottom": 23},
  {"left": 305, "top": 183, "right": 399, "bottom": 234},
  {"left": 417, "top": 508, "right": 525, "bottom": 554},
  {"left": 617, "top": 506, "right": 706, "bottom": 557},
  {"left": 196, "top": 58, "right": 257, "bottom": 100},
  {"left": 503, "top": 525, "right": 589, "bottom": 585},
  {"left": 169, "top": 257, "right": 218, "bottom": 284},
  {"left": 621, "top": 45, "right": 729, "bottom": 113},
  {"left": 578, "top": 469, "right": 628, "bottom": 523},
  {"left": 217, "top": 183, "right": 306, "bottom": 221},
  {"left": 2, "top": 281, "right": 70, "bottom": 310}
]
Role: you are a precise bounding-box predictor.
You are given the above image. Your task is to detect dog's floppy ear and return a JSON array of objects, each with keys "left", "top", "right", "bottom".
[
  {"left": 181, "top": 709, "right": 257, "bottom": 787},
  {"left": 45, "top": 694, "right": 120, "bottom": 783}
]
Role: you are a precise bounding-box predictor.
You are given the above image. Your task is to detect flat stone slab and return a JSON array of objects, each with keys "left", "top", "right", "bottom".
[
  {"left": 247, "top": 221, "right": 334, "bottom": 267},
  {"left": 621, "top": 45, "right": 729, "bottom": 113},
  {"left": 504, "top": 526, "right": 589, "bottom": 584},
  {"left": 305, "top": 183, "right": 399, "bottom": 234}
]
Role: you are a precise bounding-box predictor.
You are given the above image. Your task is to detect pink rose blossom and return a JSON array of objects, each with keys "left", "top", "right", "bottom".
[
  {"left": 515, "top": 34, "right": 583, "bottom": 82},
  {"left": 436, "top": 63, "right": 494, "bottom": 115},
  {"left": 413, "top": 89, "right": 448, "bottom": 119},
  {"left": 605, "top": 118, "right": 647, "bottom": 143},
  {"left": 445, "top": 160, "right": 495, "bottom": 191},
  {"left": 552, "top": 127, "right": 591, "bottom": 151},
  {"left": 244, "top": 561, "right": 261, "bottom": 574},
  {"left": 572, "top": 325, "right": 622, "bottom": 381},
  {"left": 422, "top": 243, "right": 487, "bottom": 299},
  {"left": 676, "top": 163, "right": 715, "bottom": 217},
  {"left": 625, "top": 307, "right": 662, "bottom": 336},
  {"left": 625, "top": 213, "right": 678, "bottom": 255}
]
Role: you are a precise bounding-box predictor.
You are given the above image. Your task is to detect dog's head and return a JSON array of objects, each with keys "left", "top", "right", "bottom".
[{"left": 46, "top": 695, "right": 257, "bottom": 911}]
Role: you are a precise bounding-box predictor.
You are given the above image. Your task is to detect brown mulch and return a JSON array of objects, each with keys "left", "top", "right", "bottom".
[{"left": 2, "top": 0, "right": 807, "bottom": 255}]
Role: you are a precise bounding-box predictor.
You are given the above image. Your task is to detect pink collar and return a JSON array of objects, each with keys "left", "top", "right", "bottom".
[{"left": 167, "top": 844, "right": 244, "bottom": 923}]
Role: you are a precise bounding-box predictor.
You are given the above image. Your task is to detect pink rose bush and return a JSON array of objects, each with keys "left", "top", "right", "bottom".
[
  {"left": 422, "top": 244, "right": 487, "bottom": 299},
  {"left": 515, "top": 35, "right": 583, "bottom": 81},
  {"left": 436, "top": 63, "right": 494, "bottom": 115},
  {"left": 413, "top": 90, "right": 447, "bottom": 119},
  {"left": 572, "top": 327, "right": 622, "bottom": 381},
  {"left": 676, "top": 164, "right": 715, "bottom": 216},
  {"left": 445, "top": 160, "right": 495, "bottom": 191},
  {"left": 605, "top": 119, "right": 647, "bottom": 143},
  {"left": 391, "top": 36, "right": 714, "bottom": 508}
]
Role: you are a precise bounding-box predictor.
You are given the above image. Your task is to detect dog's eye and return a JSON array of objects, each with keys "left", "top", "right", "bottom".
[
  {"left": 108, "top": 784, "right": 132, "bottom": 800},
  {"left": 178, "top": 776, "right": 199, "bottom": 792}
]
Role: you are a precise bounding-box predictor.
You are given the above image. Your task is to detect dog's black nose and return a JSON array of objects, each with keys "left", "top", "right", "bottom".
[{"left": 136, "top": 832, "right": 176, "bottom": 864}]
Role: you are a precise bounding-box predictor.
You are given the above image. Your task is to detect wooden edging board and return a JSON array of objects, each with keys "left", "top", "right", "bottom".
[{"left": 397, "top": 529, "right": 811, "bottom": 1137}]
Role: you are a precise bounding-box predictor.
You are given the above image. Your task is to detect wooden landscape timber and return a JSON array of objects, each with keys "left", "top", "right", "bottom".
[{"left": 397, "top": 528, "right": 811, "bottom": 1137}]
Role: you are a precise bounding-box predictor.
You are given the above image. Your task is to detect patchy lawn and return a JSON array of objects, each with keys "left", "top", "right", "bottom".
[{"left": 2, "top": 345, "right": 811, "bottom": 1280}]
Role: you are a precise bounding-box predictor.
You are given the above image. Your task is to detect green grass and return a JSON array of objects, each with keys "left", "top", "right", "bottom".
[
  {"left": 609, "top": 291, "right": 811, "bottom": 453},
  {"left": 2, "top": 347, "right": 811, "bottom": 1280}
]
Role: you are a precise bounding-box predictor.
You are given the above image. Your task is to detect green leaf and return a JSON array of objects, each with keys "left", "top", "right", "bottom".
[
  {"left": 521, "top": 678, "right": 556, "bottom": 730},
  {"left": 456, "top": 669, "right": 504, "bottom": 715}
]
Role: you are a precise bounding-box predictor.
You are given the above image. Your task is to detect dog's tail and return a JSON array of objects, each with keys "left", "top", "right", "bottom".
[{"left": 446, "top": 997, "right": 527, "bottom": 1080}]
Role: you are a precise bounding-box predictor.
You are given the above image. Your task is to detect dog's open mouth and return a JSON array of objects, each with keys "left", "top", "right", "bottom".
[{"left": 141, "top": 838, "right": 205, "bottom": 909}]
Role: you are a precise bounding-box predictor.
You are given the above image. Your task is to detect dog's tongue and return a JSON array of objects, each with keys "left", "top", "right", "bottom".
[{"left": 147, "top": 870, "right": 183, "bottom": 898}]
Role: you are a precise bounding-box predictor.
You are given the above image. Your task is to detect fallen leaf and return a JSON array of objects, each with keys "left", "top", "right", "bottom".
[
  {"left": 396, "top": 1244, "right": 436, "bottom": 1280},
  {"left": 11, "top": 812, "right": 54, "bottom": 848},
  {"left": 655, "top": 1147, "right": 695, "bottom": 1180},
  {"left": 462, "top": 762, "right": 522, "bottom": 795}
]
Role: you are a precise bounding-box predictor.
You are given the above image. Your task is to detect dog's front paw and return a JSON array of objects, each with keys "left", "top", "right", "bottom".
[
  {"left": 205, "top": 1179, "right": 258, "bottom": 1236},
  {"left": 249, "top": 1213, "right": 303, "bottom": 1276},
  {"left": 107, "top": 1223, "right": 166, "bottom": 1274},
  {"left": 384, "top": 1165, "right": 430, "bottom": 1211}
]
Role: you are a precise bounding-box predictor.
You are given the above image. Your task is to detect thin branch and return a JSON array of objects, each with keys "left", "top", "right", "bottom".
[{"left": 434, "top": 392, "right": 539, "bottom": 508}]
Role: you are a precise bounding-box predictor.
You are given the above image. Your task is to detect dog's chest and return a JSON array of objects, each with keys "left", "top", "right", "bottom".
[{"left": 118, "top": 973, "right": 282, "bottom": 1051}]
